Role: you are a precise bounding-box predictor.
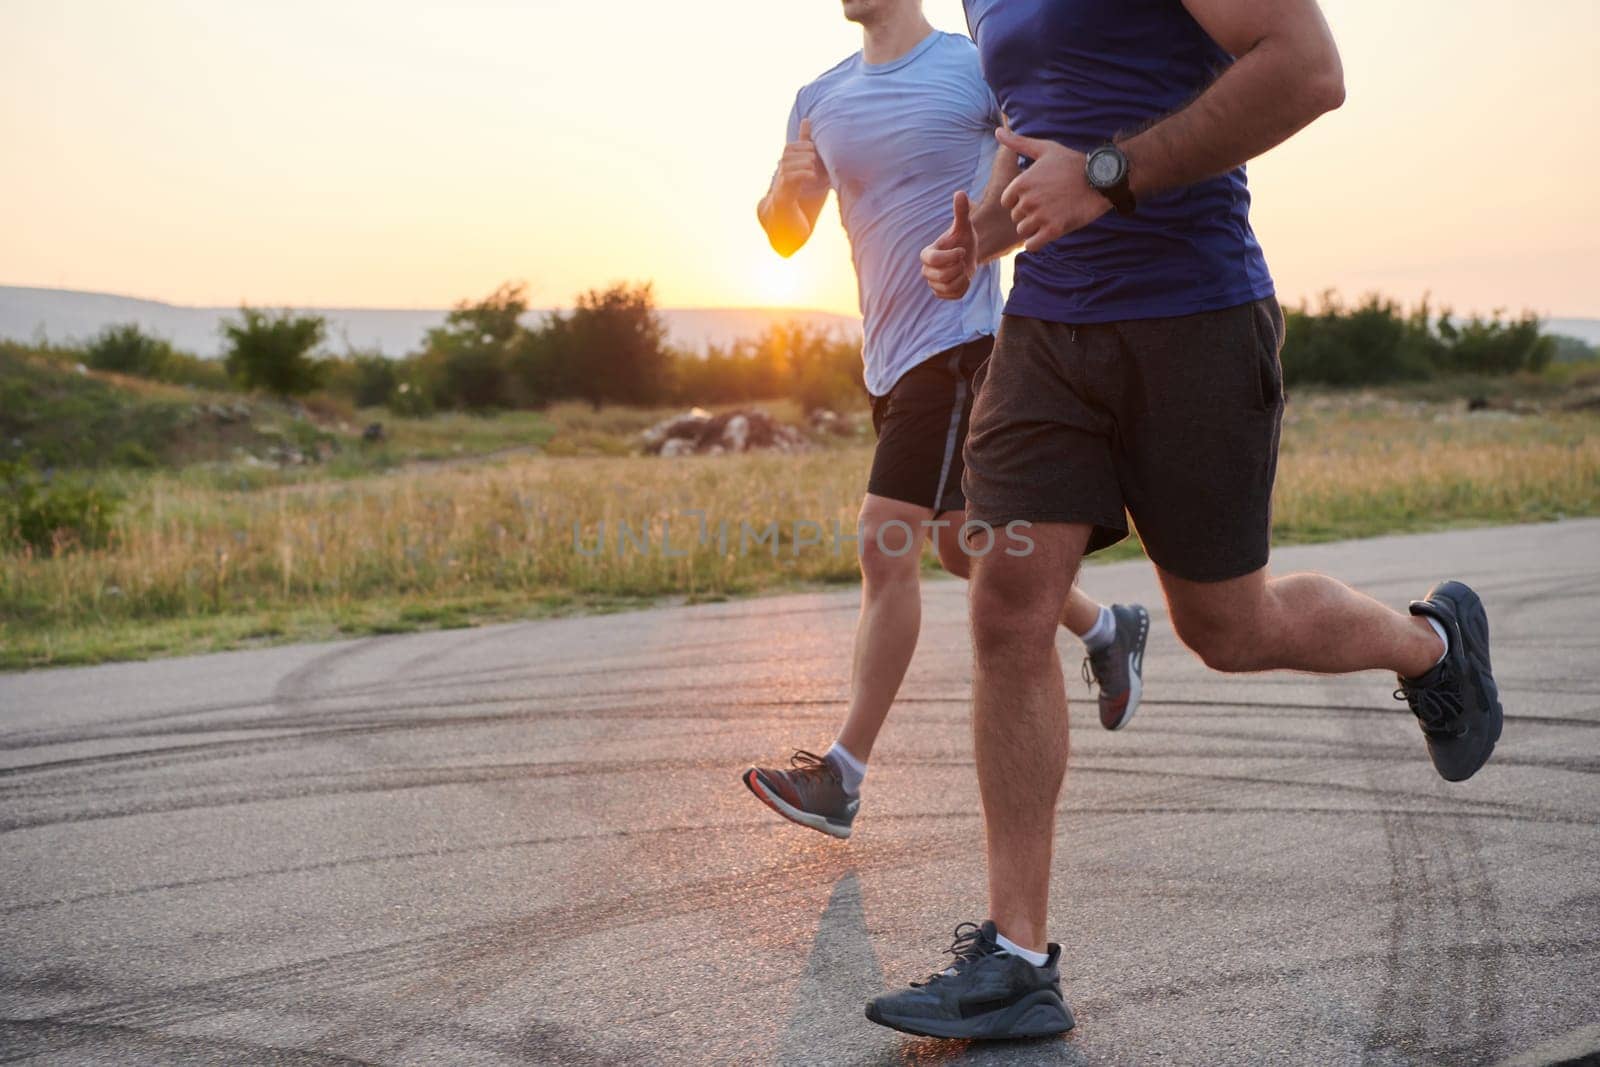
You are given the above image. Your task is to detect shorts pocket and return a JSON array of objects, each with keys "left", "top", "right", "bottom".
[{"left": 1251, "top": 299, "right": 1286, "bottom": 411}]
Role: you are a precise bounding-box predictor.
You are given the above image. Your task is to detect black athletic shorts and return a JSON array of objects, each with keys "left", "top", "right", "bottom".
[
  {"left": 962, "top": 298, "right": 1286, "bottom": 582},
  {"left": 867, "top": 335, "right": 994, "bottom": 514}
]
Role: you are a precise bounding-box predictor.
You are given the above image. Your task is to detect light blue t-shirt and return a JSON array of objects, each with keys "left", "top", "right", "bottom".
[{"left": 788, "top": 31, "right": 1004, "bottom": 398}]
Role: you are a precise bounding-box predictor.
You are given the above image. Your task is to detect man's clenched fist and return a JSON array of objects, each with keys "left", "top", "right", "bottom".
[
  {"left": 921, "top": 190, "right": 978, "bottom": 300},
  {"left": 776, "top": 118, "right": 828, "bottom": 198}
]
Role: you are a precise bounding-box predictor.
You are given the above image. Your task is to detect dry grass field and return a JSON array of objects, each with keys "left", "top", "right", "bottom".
[{"left": 3, "top": 392, "right": 1598, "bottom": 669}]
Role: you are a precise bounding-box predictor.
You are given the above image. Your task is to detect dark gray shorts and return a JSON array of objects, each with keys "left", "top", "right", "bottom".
[{"left": 961, "top": 298, "right": 1285, "bottom": 582}]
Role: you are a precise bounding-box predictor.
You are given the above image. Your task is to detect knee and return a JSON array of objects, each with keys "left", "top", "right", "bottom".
[
  {"left": 970, "top": 572, "right": 1058, "bottom": 666},
  {"left": 858, "top": 521, "right": 921, "bottom": 588},
  {"left": 1171, "top": 612, "right": 1261, "bottom": 673}
]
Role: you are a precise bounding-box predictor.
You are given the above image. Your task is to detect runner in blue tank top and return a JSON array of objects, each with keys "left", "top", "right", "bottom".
[{"left": 866, "top": 0, "right": 1509, "bottom": 1041}]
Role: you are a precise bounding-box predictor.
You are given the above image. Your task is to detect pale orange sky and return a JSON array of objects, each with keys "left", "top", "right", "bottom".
[{"left": 1, "top": 1, "right": 1596, "bottom": 316}]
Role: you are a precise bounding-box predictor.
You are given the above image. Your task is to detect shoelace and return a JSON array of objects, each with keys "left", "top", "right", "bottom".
[
  {"left": 787, "top": 749, "right": 840, "bottom": 783},
  {"left": 1394, "top": 673, "right": 1467, "bottom": 738},
  {"left": 1083, "top": 641, "right": 1119, "bottom": 689},
  {"left": 910, "top": 922, "right": 992, "bottom": 987}
]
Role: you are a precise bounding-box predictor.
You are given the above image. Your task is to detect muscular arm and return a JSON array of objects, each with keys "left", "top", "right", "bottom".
[
  {"left": 1122, "top": 0, "right": 1345, "bottom": 197},
  {"left": 995, "top": 0, "right": 1344, "bottom": 252}
]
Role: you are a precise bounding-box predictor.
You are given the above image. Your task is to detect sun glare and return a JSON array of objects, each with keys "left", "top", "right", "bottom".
[{"left": 754, "top": 254, "right": 806, "bottom": 307}]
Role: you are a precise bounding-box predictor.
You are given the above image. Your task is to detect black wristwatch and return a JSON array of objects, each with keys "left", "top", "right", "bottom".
[{"left": 1085, "top": 143, "right": 1136, "bottom": 216}]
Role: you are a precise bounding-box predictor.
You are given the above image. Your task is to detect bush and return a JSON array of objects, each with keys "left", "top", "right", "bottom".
[
  {"left": 1436, "top": 311, "right": 1553, "bottom": 376},
  {"left": 84, "top": 324, "right": 173, "bottom": 377},
  {"left": 324, "top": 351, "right": 401, "bottom": 408},
  {"left": 565, "top": 283, "right": 670, "bottom": 409},
  {"left": 1282, "top": 294, "right": 1435, "bottom": 386},
  {"left": 670, "top": 323, "right": 863, "bottom": 412},
  {"left": 1550, "top": 335, "right": 1598, "bottom": 364},
  {"left": 0, "top": 459, "right": 121, "bottom": 555},
  {"left": 159, "top": 350, "right": 232, "bottom": 390},
  {"left": 414, "top": 284, "right": 529, "bottom": 411},
  {"left": 386, "top": 378, "right": 435, "bottom": 417},
  {"left": 1281, "top": 294, "right": 1555, "bottom": 387},
  {"left": 221, "top": 307, "right": 328, "bottom": 397}
]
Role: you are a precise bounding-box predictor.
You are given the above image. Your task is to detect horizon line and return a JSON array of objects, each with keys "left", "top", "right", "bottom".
[
  {"left": 2, "top": 282, "right": 1597, "bottom": 323},
  {"left": 0, "top": 283, "right": 863, "bottom": 319}
]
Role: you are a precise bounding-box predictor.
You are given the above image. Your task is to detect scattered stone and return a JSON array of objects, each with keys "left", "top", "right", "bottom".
[
  {"left": 640, "top": 407, "right": 712, "bottom": 452},
  {"left": 640, "top": 407, "right": 807, "bottom": 456},
  {"left": 722, "top": 414, "right": 750, "bottom": 452},
  {"left": 808, "top": 408, "right": 841, "bottom": 434},
  {"left": 659, "top": 438, "right": 695, "bottom": 458}
]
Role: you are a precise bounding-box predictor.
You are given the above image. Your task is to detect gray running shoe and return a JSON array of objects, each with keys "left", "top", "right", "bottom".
[
  {"left": 1082, "top": 603, "right": 1150, "bottom": 731},
  {"left": 1395, "top": 580, "right": 1503, "bottom": 782},
  {"left": 742, "top": 750, "right": 859, "bottom": 839},
  {"left": 865, "top": 920, "right": 1075, "bottom": 1040}
]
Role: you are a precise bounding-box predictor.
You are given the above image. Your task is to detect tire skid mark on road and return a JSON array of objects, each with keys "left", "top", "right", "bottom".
[
  {"left": 0, "top": 820, "right": 793, "bottom": 915},
  {"left": 0, "top": 699, "right": 844, "bottom": 778},
  {"left": 269, "top": 638, "right": 386, "bottom": 715},
  {"left": 3, "top": 837, "right": 943, "bottom": 1038},
  {"left": 6, "top": 696, "right": 1596, "bottom": 798},
  {"left": 5, "top": 747, "right": 1593, "bottom": 835},
  {"left": 0, "top": 682, "right": 849, "bottom": 755},
  {"left": 1066, "top": 934, "right": 1600, "bottom": 1021},
  {"left": 1024, "top": 763, "right": 1592, "bottom": 828},
  {"left": 6, "top": 684, "right": 1594, "bottom": 765},
  {"left": 0, "top": 644, "right": 849, "bottom": 750},
  {"left": 1361, "top": 772, "right": 1509, "bottom": 1061},
  {"left": 0, "top": 1017, "right": 381, "bottom": 1066},
  {"left": 0, "top": 754, "right": 772, "bottom": 832}
]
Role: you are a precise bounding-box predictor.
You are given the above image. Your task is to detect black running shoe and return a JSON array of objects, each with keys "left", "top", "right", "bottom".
[
  {"left": 864, "top": 921, "right": 1075, "bottom": 1040},
  {"left": 1395, "top": 580, "right": 1503, "bottom": 782}
]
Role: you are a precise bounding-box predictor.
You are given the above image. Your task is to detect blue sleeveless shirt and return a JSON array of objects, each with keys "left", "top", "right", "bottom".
[{"left": 965, "top": 0, "right": 1276, "bottom": 324}]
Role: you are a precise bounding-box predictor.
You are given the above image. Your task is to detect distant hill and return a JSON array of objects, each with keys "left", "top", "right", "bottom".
[
  {"left": 1546, "top": 318, "right": 1600, "bottom": 347},
  {"left": 4, "top": 285, "right": 1591, "bottom": 357},
  {"left": 0, "top": 286, "right": 862, "bottom": 358}
]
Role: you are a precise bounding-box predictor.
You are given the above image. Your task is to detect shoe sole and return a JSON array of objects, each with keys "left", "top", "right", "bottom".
[
  {"left": 742, "top": 769, "right": 852, "bottom": 839},
  {"left": 1447, "top": 580, "right": 1504, "bottom": 750},
  {"left": 1101, "top": 606, "right": 1149, "bottom": 732},
  {"left": 865, "top": 989, "right": 1075, "bottom": 1040}
]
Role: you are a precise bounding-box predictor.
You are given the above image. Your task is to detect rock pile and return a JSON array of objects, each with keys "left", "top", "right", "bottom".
[{"left": 640, "top": 408, "right": 807, "bottom": 457}]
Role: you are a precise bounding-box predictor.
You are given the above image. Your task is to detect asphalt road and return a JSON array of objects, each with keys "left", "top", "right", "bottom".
[{"left": 2, "top": 521, "right": 1598, "bottom": 1066}]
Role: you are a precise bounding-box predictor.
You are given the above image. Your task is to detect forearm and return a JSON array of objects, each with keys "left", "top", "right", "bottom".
[
  {"left": 757, "top": 185, "right": 814, "bottom": 258},
  {"left": 973, "top": 199, "right": 1021, "bottom": 264},
  {"left": 1121, "top": 31, "right": 1344, "bottom": 198},
  {"left": 972, "top": 146, "right": 1023, "bottom": 263}
]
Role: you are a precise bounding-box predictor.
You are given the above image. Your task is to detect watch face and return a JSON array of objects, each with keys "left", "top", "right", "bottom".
[{"left": 1088, "top": 149, "right": 1124, "bottom": 188}]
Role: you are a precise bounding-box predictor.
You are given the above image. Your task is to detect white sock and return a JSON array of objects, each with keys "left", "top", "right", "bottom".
[
  {"left": 1423, "top": 616, "right": 1450, "bottom": 669},
  {"left": 994, "top": 930, "right": 1050, "bottom": 967},
  {"left": 1080, "top": 604, "right": 1117, "bottom": 652},
  {"left": 824, "top": 742, "right": 866, "bottom": 796}
]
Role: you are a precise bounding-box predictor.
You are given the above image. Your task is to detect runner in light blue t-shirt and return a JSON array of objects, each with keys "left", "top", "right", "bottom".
[
  {"left": 741, "top": 0, "right": 1150, "bottom": 847},
  {"left": 786, "top": 28, "right": 1002, "bottom": 399}
]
